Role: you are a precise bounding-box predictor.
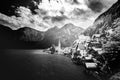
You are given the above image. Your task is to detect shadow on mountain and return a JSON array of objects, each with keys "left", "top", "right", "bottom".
[
  {"left": 0, "top": 23, "right": 84, "bottom": 49},
  {"left": 0, "top": 25, "right": 47, "bottom": 49}
]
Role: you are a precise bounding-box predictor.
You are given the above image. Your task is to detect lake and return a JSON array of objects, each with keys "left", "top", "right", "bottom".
[{"left": 0, "top": 49, "right": 98, "bottom": 80}]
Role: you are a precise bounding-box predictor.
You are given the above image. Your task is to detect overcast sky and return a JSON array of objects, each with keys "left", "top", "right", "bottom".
[{"left": 0, "top": 0, "right": 118, "bottom": 31}]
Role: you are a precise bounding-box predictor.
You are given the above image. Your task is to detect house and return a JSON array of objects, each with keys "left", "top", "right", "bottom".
[{"left": 92, "top": 34, "right": 101, "bottom": 42}]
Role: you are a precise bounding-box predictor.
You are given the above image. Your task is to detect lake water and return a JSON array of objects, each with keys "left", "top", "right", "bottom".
[{"left": 0, "top": 49, "right": 98, "bottom": 80}]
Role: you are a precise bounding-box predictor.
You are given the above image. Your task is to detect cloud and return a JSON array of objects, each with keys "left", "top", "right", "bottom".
[
  {"left": 101, "top": 0, "right": 117, "bottom": 8},
  {"left": 0, "top": 0, "right": 118, "bottom": 31},
  {"left": 51, "top": 15, "right": 67, "bottom": 23},
  {"left": 72, "top": 0, "right": 80, "bottom": 4},
  {"left": 85, "top": 0, "right": 117, "bottom": 13},
  {"left": 85, "top": 0, "right": 104, "bottom": 13},
  {"left": 65, "top": 0, "right": 80, "bottom": 5},
  {"left": 0, "top": 7, "right": 52, "bottom": 31},
  {"left": 34, "top": 9, "right": 47, "bottom": 16},
  {"left": 73, "top": 8, "right": 86, "bottom": 16}
]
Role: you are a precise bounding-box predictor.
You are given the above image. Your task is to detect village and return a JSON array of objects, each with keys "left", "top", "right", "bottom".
[{"left": 44, "top": 32, "right": 120, "bottom": 80}]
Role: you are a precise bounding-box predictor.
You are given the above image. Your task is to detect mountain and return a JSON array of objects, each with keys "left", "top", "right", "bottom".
[
  {"left": 0, "top": 24, "right": 16, "bottom": 48},
  {"left": 83, "top": 1, "right": 120, "bottom": 74},
  {"left": 0, "top": 23, "right": 84, "bottom": 49},
  {"left": 44, "top": 23, "right": 84, "bottom": 47},
  {"left": 15, "top": 27, "right": 45, "bottom": 42},
  {"left": 0, "top": 25, "right": 45, "bottom": 49},
  {"left": 84, "top": 0, "right": 120, "bottom": 39},
  {"left": 57, "top": 23, "right": 84, "bottom": 47},
  {"left": 14, "top": 27, "right": 46, "bottom": 49}
]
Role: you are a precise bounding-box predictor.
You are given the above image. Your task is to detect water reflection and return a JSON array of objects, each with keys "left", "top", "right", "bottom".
[{"left": 0, "top": 49, "right": 97, "bottom": 80}]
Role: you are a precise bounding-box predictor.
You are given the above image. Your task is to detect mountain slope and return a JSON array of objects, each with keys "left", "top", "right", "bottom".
[
  {"left": 57, "top": 23, "right": 84, "bottom": 47},
  {"left": 44, "top": 23, "right": 84, "bottom": 47},
  {"left": 84, "top": 0, "right": 120, "bottom": 38},
  {"left": 15, "top": 27, "right": 45, "bottom": 42},
  {"left": 0, "top": 25, "right": 45, "bottom": 48},
  {"left": 0, "top": 23, "right": 84, "bottom": 48},
  {"left": 0, "top": 24, "right": 24, "bottom": 48}
]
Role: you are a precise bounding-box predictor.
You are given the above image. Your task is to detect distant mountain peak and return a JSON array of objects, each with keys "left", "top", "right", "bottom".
[
  {"left": 64, "top": 23, "right": 75, "bottom": 26},
  {"left": 62, "top": 23, "right": 84, "bottom": 30},
  {"left": 63, "top": 23, "right": 77, "bottom": 27}
]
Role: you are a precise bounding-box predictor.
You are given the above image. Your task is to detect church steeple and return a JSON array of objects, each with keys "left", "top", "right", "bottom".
[{"left": 57, "top": 39, "right": 62, "bottom": 54}]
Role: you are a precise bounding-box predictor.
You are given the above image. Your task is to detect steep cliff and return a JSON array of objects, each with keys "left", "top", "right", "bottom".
[{"left": 84, "top": 0, "right": 120, "bottom": 40}]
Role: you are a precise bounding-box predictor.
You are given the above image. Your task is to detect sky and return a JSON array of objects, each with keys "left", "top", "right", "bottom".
[{"left": 0, "top": 0, "right": 118, "bottom": 31}]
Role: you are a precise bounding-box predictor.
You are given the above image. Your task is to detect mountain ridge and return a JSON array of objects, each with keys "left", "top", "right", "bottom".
[
  {"left": 0, "top": 23, "right": 83, "bottom": 48},
  {"left": 84, "top": 0, "right": 120, "bottom": 38}
]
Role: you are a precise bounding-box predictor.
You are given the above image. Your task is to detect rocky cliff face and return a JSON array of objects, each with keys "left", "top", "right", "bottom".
[{"left": 84, "top": 0, "right": 120, "bottom": 40}]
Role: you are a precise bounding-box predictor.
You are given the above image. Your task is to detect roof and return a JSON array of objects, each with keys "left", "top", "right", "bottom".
[{"left": 92, "top": 34, "right": 101, "bottom": 38}]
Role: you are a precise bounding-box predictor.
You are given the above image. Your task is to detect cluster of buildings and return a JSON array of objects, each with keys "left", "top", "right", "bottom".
[
  {"left": 46, "top": 32, "right": 120, "bottom": 80},
  {"left": 49, "top": 30, "right": 120, "bottom": 57},
  {"left": 50, "top": 34, "right": 105, "bottom": 55}
]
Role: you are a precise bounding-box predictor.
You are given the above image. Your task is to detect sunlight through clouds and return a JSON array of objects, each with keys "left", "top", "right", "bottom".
[{"left": 0, "top": 0, "right": 118, "bottom": 31}]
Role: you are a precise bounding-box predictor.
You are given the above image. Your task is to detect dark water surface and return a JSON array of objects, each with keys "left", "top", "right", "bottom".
[{"left": 0, "top": 50, "right": 97, "bottom": 80}]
